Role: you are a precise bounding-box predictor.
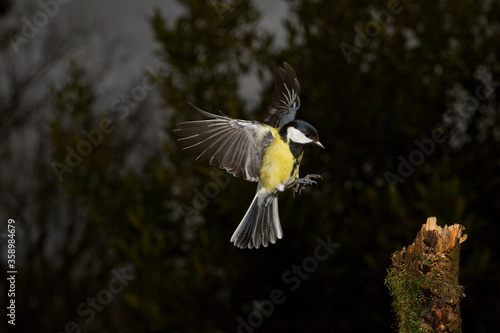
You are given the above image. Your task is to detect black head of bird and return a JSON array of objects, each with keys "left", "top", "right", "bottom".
[{"left": 280, "top": 120, "right": 325, "bottom": 149}]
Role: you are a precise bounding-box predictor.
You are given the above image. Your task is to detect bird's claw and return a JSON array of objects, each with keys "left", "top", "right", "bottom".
[{"left": 287, "top": 174, "right": 323, "bottom": 196}]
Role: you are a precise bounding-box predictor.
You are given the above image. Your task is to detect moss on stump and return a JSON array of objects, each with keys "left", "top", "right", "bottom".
[{"left": 385, "top": 217, "right": 467, "bottom": 332}]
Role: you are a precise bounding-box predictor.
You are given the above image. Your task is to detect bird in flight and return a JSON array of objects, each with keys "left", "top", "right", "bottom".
[{"left": 174, "top": 62, "right": 323, "bottom": 249}]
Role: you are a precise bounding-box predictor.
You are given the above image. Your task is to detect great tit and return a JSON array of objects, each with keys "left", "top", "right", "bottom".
[{"left": 174, "top": 62, "right": 323, "bottom": 249}]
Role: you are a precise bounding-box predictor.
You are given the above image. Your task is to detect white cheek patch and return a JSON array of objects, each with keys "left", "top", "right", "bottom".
[{"left": 287, "top": 126, "right": 314, "bottom": 144}]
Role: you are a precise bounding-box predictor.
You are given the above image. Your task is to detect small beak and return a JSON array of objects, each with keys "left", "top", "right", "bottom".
[{"left": 315, "top": 141, "right": 325, "bottom": 149}]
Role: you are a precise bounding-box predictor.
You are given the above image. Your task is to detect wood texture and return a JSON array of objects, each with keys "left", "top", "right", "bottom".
[{"left": 385, "top": 217, "right": 467, "bottom": 332}]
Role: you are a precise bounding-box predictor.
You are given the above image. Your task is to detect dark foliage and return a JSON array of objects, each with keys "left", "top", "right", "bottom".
[{"left": 2, "top": 0, "right": 499, "bottom": 332}]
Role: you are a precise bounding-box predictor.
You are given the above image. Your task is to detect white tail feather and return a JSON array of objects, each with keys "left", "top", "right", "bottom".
[{"left": 230, "top": 188, "right": 282, "bottom": 249}]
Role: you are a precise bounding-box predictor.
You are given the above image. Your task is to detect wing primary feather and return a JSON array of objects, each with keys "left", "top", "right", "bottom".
[
  {"left": 186, "top": 102, "right": 228, "bottom": 120},
  {"left": 179, "top": 124, "right": 231, "bottom": 150},
  {"left": 219, "top": 133, "right": 248, "bottom": 176},
  {"left": 190, "top": 127, "right": 234, "bottom": 155},
  {"left": 263, "top": 62, "right": 302, "bottom": 128},
  {"left": 232, "top": 137, "right": 253, "bottom": 177},
  {"left": 208, "top": 128, "right": 242, "bottom": 164},
  {"left": 175, "top": 103, "right": 267, "bottom": 182}
]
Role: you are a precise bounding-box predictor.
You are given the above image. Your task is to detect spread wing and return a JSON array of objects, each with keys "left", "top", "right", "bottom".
[
  {"left": 173, "top": 103, "right": 271, "bottom": 182},
  {"left": 263, "top": 62, "right": 301, "bottom": 128}
]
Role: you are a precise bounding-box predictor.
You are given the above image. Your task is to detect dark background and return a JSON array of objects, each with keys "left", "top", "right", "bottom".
[{"left": 1, "top": 0, "right": 499, "bottom": 332}]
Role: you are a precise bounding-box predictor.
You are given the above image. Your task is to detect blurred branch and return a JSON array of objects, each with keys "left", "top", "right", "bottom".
[{"left": 0, "top": 3, "right": 136, "bottom": 332}]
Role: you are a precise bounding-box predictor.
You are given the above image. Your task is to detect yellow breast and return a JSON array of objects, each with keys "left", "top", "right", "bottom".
[{"left": 259, "top": 130, "right": 299, "bottom": 192}]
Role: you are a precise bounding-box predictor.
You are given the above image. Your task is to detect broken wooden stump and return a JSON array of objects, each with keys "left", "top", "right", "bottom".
[{"left": 385, "top": 217, "right": 467, "bottom": 332}]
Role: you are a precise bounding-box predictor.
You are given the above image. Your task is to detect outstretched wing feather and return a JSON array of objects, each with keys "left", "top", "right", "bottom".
[
  {"left": 180, "top": 125, "right": 234, "bottom": 154},
  {"left": 264, "top": 62, "right": 301, "bottom": 128},
  {"left": 174, "top": 103, "right": 268, "bottom": 182}
]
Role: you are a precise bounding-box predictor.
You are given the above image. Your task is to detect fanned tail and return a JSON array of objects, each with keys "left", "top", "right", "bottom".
[{"left": 230, "top": 189, "right": 282, "bottom": 249}]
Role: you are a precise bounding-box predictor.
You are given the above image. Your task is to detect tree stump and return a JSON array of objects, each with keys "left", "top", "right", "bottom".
[{"left": 385, "top": 217, "right": 467, "bottom": 332}]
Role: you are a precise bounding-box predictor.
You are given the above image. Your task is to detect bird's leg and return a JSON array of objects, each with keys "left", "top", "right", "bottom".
[{"left": 286, "top": 174, "right": 323, "bottom": 196}]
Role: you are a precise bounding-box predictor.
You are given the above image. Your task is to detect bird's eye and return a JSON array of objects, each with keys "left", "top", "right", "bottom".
[{"left": 305, "top": 133, "right": 311, "bottom": 138}]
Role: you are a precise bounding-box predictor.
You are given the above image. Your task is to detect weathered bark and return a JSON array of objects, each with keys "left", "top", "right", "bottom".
[{"left": 385, "top": 217, "right": 467, "bottom": 333}]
